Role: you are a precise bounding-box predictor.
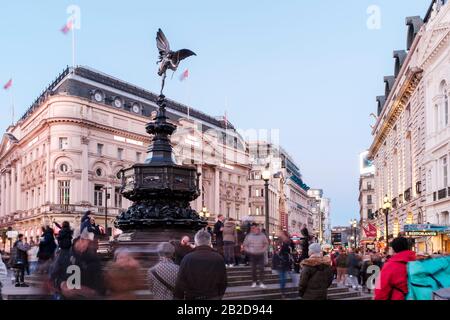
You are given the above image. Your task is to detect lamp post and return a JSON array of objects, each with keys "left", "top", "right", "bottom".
[
  {"left": 262, "top": 169, "right": 271, "bottom": 236},
  {"left": 382, "top": 195, "right": 391, "bottom": 248},
  {"left": 349, "top": 219, "right": 358, "bottom": 249},
  {"left": 102, "top": 186, "right": 112, "bottom": 236}
]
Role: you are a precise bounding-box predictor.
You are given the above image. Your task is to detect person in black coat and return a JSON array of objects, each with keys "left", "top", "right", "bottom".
[
  {"left": 174, "top": 231, "right": 227, "bottom": 300},
  {"left": 272, "top": 231, "right": 293, "bottom": 298},
  {"left": 37, "top": 226, "right": 57, "bottom": 274},
  {"left": 213, "top": 214, "right": 225, "bottom": 255},
  {"left": 299, "top": 224, "right": 310, "bottom": 262}
]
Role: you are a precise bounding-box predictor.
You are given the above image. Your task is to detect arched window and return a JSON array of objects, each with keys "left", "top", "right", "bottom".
[{"left": 60, "top": 164, "right": 69, "bottom": 173}]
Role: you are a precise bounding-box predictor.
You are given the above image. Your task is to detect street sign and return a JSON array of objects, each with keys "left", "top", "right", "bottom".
[
  {"left": 405, "top": 231, "right": 437, "bottom": 237},
  {"left": 6, "top": 231, "right": 18, "bottom": 239}
]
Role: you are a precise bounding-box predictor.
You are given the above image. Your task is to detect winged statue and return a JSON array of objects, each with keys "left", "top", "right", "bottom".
[{"left": 156, "top": 28, "right": 196, "bottom": 95}]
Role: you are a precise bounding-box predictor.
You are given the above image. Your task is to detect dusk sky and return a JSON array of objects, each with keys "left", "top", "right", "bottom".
[{"left": 0, "top": 0, "right": 431, "bottom": 226}]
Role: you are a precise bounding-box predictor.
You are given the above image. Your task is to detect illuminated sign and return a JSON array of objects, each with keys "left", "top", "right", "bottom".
[
  {"left": 113, "top": 135, "right": 143, "bottom": 146},
  {"left": 405, "top": 231, "right": 437, "bottom": 237},
  {"left": 359, "top": 151, "right": 375, "bottom": 175}
]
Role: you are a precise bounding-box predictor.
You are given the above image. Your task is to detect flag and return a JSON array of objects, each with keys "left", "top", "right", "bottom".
[
  {"left": 61, "top": 20, "right": 73, "bottom": 34},
  {"left": 3, "top": 79, "right": 12, "bottom": 90},
  {"left": 179, "top": 69, "right": 189, "bottom": 82}
]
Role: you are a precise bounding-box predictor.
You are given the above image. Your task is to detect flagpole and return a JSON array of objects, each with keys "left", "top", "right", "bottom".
[
  {"left": 10, "top": 82, "right": 15, "bottom": 125},
  {"left": 71, "top": 20, "right": 76, "bottom": 70}
]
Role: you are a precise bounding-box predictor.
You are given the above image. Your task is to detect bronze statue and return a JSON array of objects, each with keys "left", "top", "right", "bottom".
[{"left": 156, "top": 28, "right": 196, "bottom": 95}]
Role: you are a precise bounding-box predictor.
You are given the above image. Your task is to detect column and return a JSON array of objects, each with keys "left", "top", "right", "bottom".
[
  {"left": 0, "top": 173, "right": 5, "bottom": 217},
  {"left": 5, "top": 172, "right": 11, "bottom": 216},
  {"left": 10, "top": 166, "right": 16, "bottom": 213},
  {"left": 195, "top": 165, "right": 203, "bottom": 211},
  {"left": 81, "top": 137, "right": 89, "bottom": 203},
  {"left": 214, "top": 168, "right": 220, "bottom": 217},
  {"left": 16, "top": 162, "right": 22, "bottom": 211}
]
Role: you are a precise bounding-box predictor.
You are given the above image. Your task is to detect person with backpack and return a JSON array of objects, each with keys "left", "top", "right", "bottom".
[
  {"left": 374, "top": 237, "right": 416, "bottom": 300},
  {"left": 10, "top": 234, "right": 31, "bottom": 287}
]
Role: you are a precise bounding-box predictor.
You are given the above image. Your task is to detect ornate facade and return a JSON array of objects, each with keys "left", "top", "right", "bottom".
[
  {"left": 0, "top": 66, "right": 249, "bottom": 247},
  {"left": 368, "top": 0, "right": 450, "bottom": 253}
]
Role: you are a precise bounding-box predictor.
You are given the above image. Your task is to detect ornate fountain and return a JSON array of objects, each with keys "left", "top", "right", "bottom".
[{"left": 113, "top": 29, "right": 206, "bottom": 258}]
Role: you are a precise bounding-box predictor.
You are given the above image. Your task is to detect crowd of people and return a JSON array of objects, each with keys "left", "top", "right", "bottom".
[{"left": 1, "top": 211, "right": 449, "bottom": 301}]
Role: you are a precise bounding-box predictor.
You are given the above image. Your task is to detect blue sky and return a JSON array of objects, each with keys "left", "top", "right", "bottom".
[{"left": 0, "top": 0, "right": 431, "bottom": 226}]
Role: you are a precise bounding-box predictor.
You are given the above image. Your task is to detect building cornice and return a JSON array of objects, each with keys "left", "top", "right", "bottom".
[{"left": 369, "top": 67, "right": 423, "bottom": 158}]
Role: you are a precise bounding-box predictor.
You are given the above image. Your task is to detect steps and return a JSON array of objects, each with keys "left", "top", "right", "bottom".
[{"left": 2, "top": 265, "right": 373, "bottom": 301}]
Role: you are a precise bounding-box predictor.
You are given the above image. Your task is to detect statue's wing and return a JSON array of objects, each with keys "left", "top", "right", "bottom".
[
  {"left": 156, "top": 28, "right": 170, "bottom": 54},
  {"left": 174, "top": 49, "right": 197, "bottom": 63}
]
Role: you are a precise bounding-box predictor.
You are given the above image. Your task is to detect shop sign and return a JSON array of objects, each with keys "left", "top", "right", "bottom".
[{"left": 405, "top": 231, "right": 438, "bottom": 237}]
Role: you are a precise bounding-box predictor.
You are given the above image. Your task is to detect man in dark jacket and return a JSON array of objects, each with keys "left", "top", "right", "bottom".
[
  {"left": 299, "top": 243, "right": 333, "bottom": 300},
  {"left": 173, "top": 236, "right": 194, "bottom": 265},
  {"left": 174, "top": 230, "right": 227, "bottom": 300},
  {"left": 213, "top": 214, "right": 225, "bottom": 255}
]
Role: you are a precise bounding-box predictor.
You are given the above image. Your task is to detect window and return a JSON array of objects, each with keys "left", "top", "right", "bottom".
[
  {"left": 117, "top": 148, "right": 124, "bottom": 160},
  {"left": 238, "top": 176, "right": 241, "bottom": 185},
  {"left": 261, "top": 188, "right": 264, "bottom": 198},
  {"left": 255, "top": 189, "right": 260, "bottom": 197},
  {"left": 442, "top": 156, "right": 448, "bottom": 188},
  {"left": 37, "top": 187, "right": 41, "bottom": 206},
  {"left": 94, "top": 185, "right": 104, "bottom": 206},
  {"left": 96, "top": 168, "right": 103, "bottom": 177},
  {"left": 368, "top": 209, "right": 373, "bottom": 220},
  {"left": 31, "top": 189, "right": 34, "bottom": 208},
  {"left": 59, "top": 137, "right": 68, "bottom": 150},
  {"left": 367, "top": 182, "right": 372, "bottom": 190},
  {"left": 60, "top": 164, "right": 69, "bottom": 173},
  {"left": 58, "top": 180, "right": 70, "bottom": 205},
  {"left": 367, "top": 195, "right": 372, "bottom": 205},
  {"left": 114, "top": 187, "right": 122, "bottom": 208},
  {"left": 255, "top": 207, "right": 260, "bottom": 216},
  {"left": 136, "top": 152, "right": 142, "bottom": 162},
  {"left": 97, "top": 143, "right": 104, "bottom": 156}
]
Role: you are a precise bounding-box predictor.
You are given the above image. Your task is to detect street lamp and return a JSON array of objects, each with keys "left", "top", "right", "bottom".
[
  {"left": 349, "top": 219, "right": 358, "bottom": 249},
  {"left": 199, "top": 207, "right": 210, "bottom": 219},
  {"left": 102, "top": 186, "right": 112, "bottom": 237},
  {"left": 382, "top": 195, "right": 391, "bottom": 248},
  {"left": 262, "top": 169, "right": 271, "bottom": 235}
]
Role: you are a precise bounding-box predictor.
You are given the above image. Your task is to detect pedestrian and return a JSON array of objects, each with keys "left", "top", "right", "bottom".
[
  {"left": 298, "top": 243, "right": 334, "bottom": 300},
  {"left": 105, "top": 249, "right": 141, "bottom": 300},
  {"left": 335, "top": 247, "right": 348, "bottom": 286},
  {"left": 213, "top": 214, "right": 225, "bottom": 255},
  {"left": 299, "top": 224, "right": 310, "bottom": 262},
  {"left": 361, "top": 253, "right": 373, "bottom": 292},
  {"left": 235, "top": 225, "right": 245, "bottom": 266},
  {"left": 173, "top": 236, "right": 194, "bottom": 265},
  {"left": 59, "top": 229, "right": 105, "bottom": 299},
  {"left": 243, "top": 223, "right": 269, "bottom": 288},
  {"left": 272, "top": 231, "right": 293, "bottom": 298},
  {"left": 27, "top": 240, "right": 39, "bottom": 275},
  {"left": 79, "top": 210, "right": 92, "bottom": 234},
  {"left": 174, "top": 230, "right": 227, "bottom": 300},
  {"left": 10, "top": 234, "right": 31, "bottom": 287},
  {"left": 223, "top": 218, "right": 238, "bottom": 267},
  {"left": 37, "top": 226, "right": 57, "bottom": 274},
  {"left": 49, "top": 221, "right": 73, "bottom": 299},
  {"left": 374, "top": 237, "right": 416, "bottom": 300},
  {"left": 346, "top": 248, "right": 362, "bottom": 289},
  {"left": 148, "top": 242, "right": 179, "bottom": 300},
  {"left": 330, "top": 250, "right": 338, "bottom": 280}
]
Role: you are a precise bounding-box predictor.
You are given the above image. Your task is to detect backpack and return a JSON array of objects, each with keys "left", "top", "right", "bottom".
[{"left": 406, "top": 256, "right": 450, "bottom": 300}]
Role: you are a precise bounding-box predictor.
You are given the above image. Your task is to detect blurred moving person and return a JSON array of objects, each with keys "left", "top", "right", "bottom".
[
  {"left": 105, "top": 249, "right": 141, "bottom": 300},
  {"left": 243, "top": 223, "right": 269, "bottom": 289},
  {"left": 223, "top": 218, "right": 238, "bottom": 267},
  {"left": 148, "top": 242, "right": 179, "bottom": 300}
]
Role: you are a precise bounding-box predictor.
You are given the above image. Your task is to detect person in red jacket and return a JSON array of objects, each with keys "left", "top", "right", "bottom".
[{"left": 374, "top": 237, "right": 416, "bottom": 300}]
